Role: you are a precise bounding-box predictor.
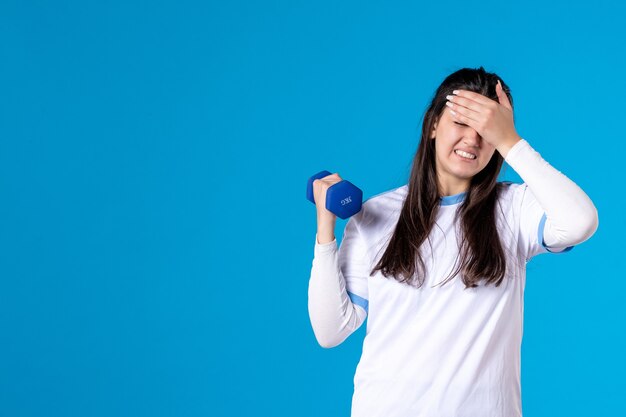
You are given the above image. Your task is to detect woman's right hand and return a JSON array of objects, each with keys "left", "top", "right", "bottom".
[{"left": 313, "top": 173, "right": 342, "bottom": 243}]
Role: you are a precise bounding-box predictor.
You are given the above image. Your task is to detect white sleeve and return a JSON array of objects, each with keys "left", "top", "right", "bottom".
[
  {"left": 505, "top": 139, "right": 599, "bottom": 261},
  {"left": 307, "top": 216, "right": 369, "bottom": 348}
]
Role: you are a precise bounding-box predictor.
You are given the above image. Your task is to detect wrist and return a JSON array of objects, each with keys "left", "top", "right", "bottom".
[
  {"left": 316, "top": 231, "right": 336, "bottom": 245},
  {"left": 496, "top": 134, "right": 522, "bottom": 159}
]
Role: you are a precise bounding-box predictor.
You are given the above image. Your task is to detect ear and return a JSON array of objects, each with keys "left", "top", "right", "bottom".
[{"left": 430, "top": 118, "right": 438, "bottom": 139}]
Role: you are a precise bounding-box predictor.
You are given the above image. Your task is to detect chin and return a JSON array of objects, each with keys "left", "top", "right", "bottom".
[{"left": 449, "top": 170, "right": 475, "bottom": 180}]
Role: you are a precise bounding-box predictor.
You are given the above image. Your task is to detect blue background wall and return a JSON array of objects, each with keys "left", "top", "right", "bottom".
[{"left": 1, "top": 1, "right": 624, "bottom": 416}]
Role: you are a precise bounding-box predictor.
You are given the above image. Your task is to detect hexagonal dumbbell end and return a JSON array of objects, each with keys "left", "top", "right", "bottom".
[{"left": 326, "top": 180, "right": 363, "bottom": 219}]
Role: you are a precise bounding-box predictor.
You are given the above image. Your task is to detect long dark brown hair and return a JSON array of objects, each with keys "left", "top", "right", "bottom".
[{"left": 371, "top": 67, "right": 514, "bottom": 289}]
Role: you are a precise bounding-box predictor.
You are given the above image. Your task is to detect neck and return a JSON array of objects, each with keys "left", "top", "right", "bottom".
[{"left": 437, "top": 176, "right": 470, "bottom": 197}]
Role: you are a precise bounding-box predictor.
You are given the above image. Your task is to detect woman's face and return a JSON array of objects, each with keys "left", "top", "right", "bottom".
[{"left": 431, "top": 107, "right": 497, "bottom": 192}]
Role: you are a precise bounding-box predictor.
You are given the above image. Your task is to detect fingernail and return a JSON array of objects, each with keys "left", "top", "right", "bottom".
[{"left": 452, "top": 90, "right": 459, "bottom": 95}]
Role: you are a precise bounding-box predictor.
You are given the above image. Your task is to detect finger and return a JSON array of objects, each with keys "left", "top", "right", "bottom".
[
  {"left": 446, "top": 101, "right": 480, "bottom": 124},
  {"left": 496, "top": 80, "right": 513, "bottom": 111},
  {"left": 446, "top": 94, "right": 483, "bottom": 114},
  {"left": 448, "top": 107, "right": 478, "bottom": 129},
  {"left": 452, "top": 89, "right": 493, "bottom": 106}
]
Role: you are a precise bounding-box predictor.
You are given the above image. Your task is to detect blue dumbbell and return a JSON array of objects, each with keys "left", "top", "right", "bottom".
[{"left": 306, "top": 170, "right": 363, "bottom": 219}]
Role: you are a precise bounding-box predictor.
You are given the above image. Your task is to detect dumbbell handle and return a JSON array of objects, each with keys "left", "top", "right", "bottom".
[
  {"left": 306, "top": 170, "right": 333, "bottom": 205},
  {"left": 306, "top": 170, "right": 363, "bottom": 219}
]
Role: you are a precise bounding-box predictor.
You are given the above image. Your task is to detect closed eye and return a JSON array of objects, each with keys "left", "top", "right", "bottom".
[{"left": 454, "top": 122, "right": 468, "bottom": 127}]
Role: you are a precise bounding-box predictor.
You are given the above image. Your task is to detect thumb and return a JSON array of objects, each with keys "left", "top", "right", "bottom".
[{"left": 496, "top": 79, "right": 512, "bottom": 111}]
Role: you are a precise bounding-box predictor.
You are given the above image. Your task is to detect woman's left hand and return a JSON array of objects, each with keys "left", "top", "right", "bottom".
[{"left": 446, "top": 80, "right": 521, "bottom": 155}]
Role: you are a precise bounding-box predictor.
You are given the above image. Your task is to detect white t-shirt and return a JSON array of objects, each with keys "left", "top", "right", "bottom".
[
  {"left": 309, "top": 139, "right": 598, "bottom": 417},
  {"left": 315, "top": 182, "right": 571, "bottom": 417}
]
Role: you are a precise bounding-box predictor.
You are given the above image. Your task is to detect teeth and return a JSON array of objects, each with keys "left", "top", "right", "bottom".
[{"left": 455, "top": 150, "right": 476, "bottom": 159}]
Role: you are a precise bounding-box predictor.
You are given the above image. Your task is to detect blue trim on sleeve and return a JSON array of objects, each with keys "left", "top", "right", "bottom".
[
  {"left": 347, "top": 291, "right": 369, "bottom": 314},
  {"left": 538, "top": 213, "right": 574, "bottom": 253}
]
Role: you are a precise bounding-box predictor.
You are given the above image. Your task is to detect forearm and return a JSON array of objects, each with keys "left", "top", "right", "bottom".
[
  {"left": 504, "top": 139, "right": 599, "bottom": 247},
  {"left": 308, "top": 235, "right": 366, "bottom": 348}
]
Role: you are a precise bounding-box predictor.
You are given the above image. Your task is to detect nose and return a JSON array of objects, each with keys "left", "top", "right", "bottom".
[{"left": 462, "top": 129, "right": 481, "bottom": 148}]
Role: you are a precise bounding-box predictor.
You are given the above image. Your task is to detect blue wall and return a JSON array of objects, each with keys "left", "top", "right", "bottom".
[{"left": 1, "top": 1, "right": 624, "bottom": 416}]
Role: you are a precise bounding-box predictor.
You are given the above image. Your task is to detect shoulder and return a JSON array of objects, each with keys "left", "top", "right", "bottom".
[
  {"left": 495, "top": 181, "right": 538, "bottom": 220},
  {"left": 496, "top": 181, "right": 526, "bottom": 203},
  {"left": 364, "top": 184, "right": 408, "bottom": 207},
  {"left": 351, "top": 184, "right": 407, "bottom": 233},
  {"left": 363, "top": 184, "right": 407, "bottom": 215},
  {"left": 497, "top": 180, "right": 521, "bottom": 192}
]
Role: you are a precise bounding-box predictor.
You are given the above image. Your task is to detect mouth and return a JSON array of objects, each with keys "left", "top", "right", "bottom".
[{"left": 454, "top": 149, "right": 477, "bottom": 160}]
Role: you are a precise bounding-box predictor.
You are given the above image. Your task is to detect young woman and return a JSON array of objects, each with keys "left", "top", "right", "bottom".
[{"left": 307, "top": 67, "right": 598, "bottom": 417}]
